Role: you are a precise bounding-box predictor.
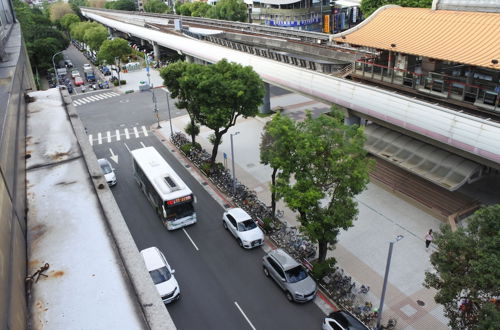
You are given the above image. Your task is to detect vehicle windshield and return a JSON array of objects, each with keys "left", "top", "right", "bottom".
[
  {"left": 237, "top": 219, "right": 257, "bottom": 232},
  {"left": 285, "top": 266, "right": 308, "bottom": 283},
  {"left": 166, "top": 202, "right": 194, "bottom": 221},
  {"left": 149, "top": 266, "right": 171, "bottom": 284},
  {"left": 100, "top": 163, "right": 112, "bottom": 174}
]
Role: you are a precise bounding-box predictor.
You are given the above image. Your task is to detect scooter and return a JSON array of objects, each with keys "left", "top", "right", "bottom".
[
  {"left": 91, "top": 83, "right": 98, "bottom": 90},
  {"left": 81, "top": 85, "right": 86, "bottom": 93}
]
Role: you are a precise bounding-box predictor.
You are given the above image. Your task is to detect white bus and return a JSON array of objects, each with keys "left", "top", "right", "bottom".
[{"left": 131, "top": 146, "right": 197, "bottom": 230}]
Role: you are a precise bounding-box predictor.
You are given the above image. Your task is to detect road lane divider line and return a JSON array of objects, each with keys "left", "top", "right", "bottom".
[
  {"left": 133, "top": 127, "right": 139, "bottom": 138},
  {"left": 182, "top": 228, "right": 199, "bottom": 251},
  {"left": 234, "top": 302, "right": 256, "bottom": 330},
  {"left": 107, "top": 131, "right": 111, "bottom": 143},
  {"left": 88, "top": 134, "right": 93, "bottom": 146},
  {"left": 140, "top": 142, "right": 146, "bottom": 148},
  {"left": 116, "top": 129, "right": 120, "bottom": 141},
  {"left": 124, "top": 143, "right": 130, "bottom": 152},
  {"left": 142, "top": 126, "right": 148, "bottom": 136},
  {"left": 97, "top": 132, "right": 102, "bottom": 145},
  {"left": 125, "top": 128, "right": 130, "bottom": 139}
]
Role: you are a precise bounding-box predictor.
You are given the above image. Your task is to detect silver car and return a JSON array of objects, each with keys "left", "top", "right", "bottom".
[{"left": 262, "top": 249, "right": 317, "bottom": 303}]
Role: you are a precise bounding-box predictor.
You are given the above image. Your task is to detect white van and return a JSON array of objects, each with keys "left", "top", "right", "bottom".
[{"left": 140, "top": 247, "right": 180, "bottom": 304}]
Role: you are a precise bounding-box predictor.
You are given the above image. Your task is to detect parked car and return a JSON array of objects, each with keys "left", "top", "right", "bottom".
[
  {"left": 83, "top": 63, "right": 92, "bottom": 71},
  {"left": 322, "top": 310, "right": 369, "bottom": 330},
  {"left": 262, "top": 248, "right": 317, "bottom": 303},
  {"left": 140, "top": 247, "right": 180, "bottom": 304},
  {"left": 65, "top": 83, "right": 73, "bottom": 94},
  {"left": 97, "top": 158, "right": 116, "bottom": 186},
  {"left": 64, "top": 59, "right": 73, "bottom": 68},
  {"left": 222, "top": 208, "right": 264, "bottom": 249},
  {"left": 74, "top": 76, "right": 84, "bottom": 86},
  {"left": 101, "top": 66, "right": 111, "bottom": 76},
  {"left": 71, "top": 70, "right": 80, "bottom": 79}
]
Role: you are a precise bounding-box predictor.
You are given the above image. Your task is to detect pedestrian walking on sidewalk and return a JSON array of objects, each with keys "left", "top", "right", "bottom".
[{"left": 425, "top": 229, "right": 433, "bottom": 250}]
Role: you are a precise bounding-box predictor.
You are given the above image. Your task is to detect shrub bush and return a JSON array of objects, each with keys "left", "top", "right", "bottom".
[{"left": 311, "top": 257, "right": 336, "bottom": 281}]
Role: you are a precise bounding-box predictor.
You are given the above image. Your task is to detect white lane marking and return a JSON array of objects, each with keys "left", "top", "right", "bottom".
[
  {"left": 140, "top": 142, "right": 146, "bottom": 148},
  {"left": 88, "top": 134, "right": 93, "bottom": 146},
  {"left": 116, "top": 129, "right": 121, "bottom": 141},
  {"left": 133, "top": 126, "right": 139, "bottom": 138},
  {"left": 182, "top": 229, "right": 199, "bottom": 251},
  {"left": 93, "top": 94, "right": 106, "bottom": 100},
  {"left": 124, "top": 143, "right": 130, "bottom": 152},
  {"left": 78, "top": 98, "right": 89, "bottom": 104},
  {"left": 142, "top": 126, "right": 148, "bottom": 136},
  {"left": 97, "top": 132, "right": 102, "bottom": 145},
  {"left": 234, "top": 302, "right": 256, "bottom": 330},
  {"left": 73, "top": 100, "right": 83, "bottom": 105},
  {"left": 124, "top": 128, "right": 130, "bottom": 139},
  {"left": 87, "top": 96, "right": 100, "bottom": 101},
  {"left": 107, "top": 131, "right": 111, "bottom": 143}
]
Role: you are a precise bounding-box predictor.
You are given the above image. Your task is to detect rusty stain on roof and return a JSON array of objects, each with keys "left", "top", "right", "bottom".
[{"left": 335, "top": 7, "right": 500, "bottom": 69}]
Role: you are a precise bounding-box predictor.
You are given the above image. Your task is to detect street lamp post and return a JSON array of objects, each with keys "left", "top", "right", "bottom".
[
  {"left": 52, "top": 50, "right": 64, "bottom": 85},
  {"left": 376, "top": 234, "right": 404, "bottom": 329},
  {"left": 230, "top": 131, "right": 240, "bottom": 195},
  {"left": 165, "top": 89, "right": 173, "bottom": 137}
]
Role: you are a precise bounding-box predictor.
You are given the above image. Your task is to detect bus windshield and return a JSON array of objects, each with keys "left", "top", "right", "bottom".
[{"left": 166, "top": 201, "right": 194, "bottom": 220}]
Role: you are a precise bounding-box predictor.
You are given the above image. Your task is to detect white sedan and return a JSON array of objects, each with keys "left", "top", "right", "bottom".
[{"left": 222, "top": 208, "right": 264, "bottom": 249}]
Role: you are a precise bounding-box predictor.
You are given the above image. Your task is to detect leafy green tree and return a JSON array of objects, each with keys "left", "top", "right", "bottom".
[
  {"left": 207, "top": 0, "right": 247, "bottom": 22},
  {"left": 190, "top": 1, "right": 212, "bottom": 17},
  {"left": 198, "top": 59, "right": 264, "bottom": 165},
  {"left": 60, "top": 13, "right": 80, "bottom": 37},
  {"left": 360, "top": 0, "right": 432, "bottom": 17},
  {"left": 260, "top": 112, "right": 297, "bottom": 218},
  {"left": 178, "top": 2, "right": 192, "bottom": 16},
  {"left": 49, "top": 1, "right": 74, "bottom": 22},
  {"left": 13, "top": 0, "right": 68, "bottom": 72},
  {"left": 275, "top": 110, "right": 373, "bottom": 262},
  {"left": 98, "top": 38, "right": 132, "bottom": 64},
  {"left": 84, "top": 24, "right": 108, "bottom": 52},
  {"left": 174, "top": 0, "right": 183, "bottom": 14},
  {"left": 144, "top": 0, "right": 168, "bottom": 13},
  {"left": 109, "top": 0, "right": 136, "bottom": 11},
  {"left": 424, "top": 205, "right": 500, "bottom": 330},
  {"left": 160, "top": 61, "right": 206, "bottom": 144}
]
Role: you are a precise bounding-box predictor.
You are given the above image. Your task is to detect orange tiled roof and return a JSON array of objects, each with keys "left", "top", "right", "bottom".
[{"left": 334, "top": 7, "right": 500, "bottom": 69}]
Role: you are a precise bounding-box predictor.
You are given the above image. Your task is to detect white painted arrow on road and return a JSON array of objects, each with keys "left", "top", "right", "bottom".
[{"left": 109, "top": 148, "right": 118, "bottom": 164}]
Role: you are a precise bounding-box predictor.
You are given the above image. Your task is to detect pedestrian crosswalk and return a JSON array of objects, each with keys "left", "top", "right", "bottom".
[
  {"left": 72, "top": 92, "right": 120, "bottom": 107},
  {"left": 88, "top": 126, "right": 150, "bottom": 146}
]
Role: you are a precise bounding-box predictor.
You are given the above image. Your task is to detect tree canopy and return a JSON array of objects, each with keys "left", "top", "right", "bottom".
[
  {"left": 98, "top": 38, "right": 132, "bottom": 64},
  {"left": 360, "top": 0, "right": 433, "bottom": 17},
  {"left": 260, "top": 112, "right": 297, "bottom": 217},
  {"left": 49, "top": 1, "right": 74, "bottom": 22},
  {"left": 160, "top": 61, "right": 205, "bottom": 145},
  {"left": 207, "top": 0, "right": 248, "bottom": 22},
  {"left": 424, "top": 204, "right": 500, "bottom": 329},
  {"left": 13, "top": 0, "right": 68, "bottom": 72},
  {"left": 178, "top": 1, "right": 211, "bottom": 17},
  {"left": 83, "top": 24, "right": 109, "bottom": 52},
  {"left": 144, "top": 0, "right": 169, "bottom": 13},
  {"left": 161, "top": 59, "right": 264, "bottom": 166},
  {"left": 60, "top": 13, "right": 80, "bottom": 33},
  {"left": 274, "top": 109, "right": 373, "bottom": 262},
  {"left": 105, "top": 0, "right": 136, "bottom": 11}
]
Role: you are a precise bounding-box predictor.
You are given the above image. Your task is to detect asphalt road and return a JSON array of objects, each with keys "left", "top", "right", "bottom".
[
  {"left": 68, "top": 47, "right": 323, "bottom": 329},
  {"left": 75, "top": 93, "right": 325, "bottom": 329}
]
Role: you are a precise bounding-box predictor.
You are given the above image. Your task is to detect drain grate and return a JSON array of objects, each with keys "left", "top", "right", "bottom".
[
  {"left": 416, "top": 300, "right": 425, "bottom": 306},
  {"left": 202, "top": 182, "right": 208, "bottom": 186},
  {"left": 223, "top": 204, "right": 231, "bottom": 208},
  {"left": 185, "top": 164, "right": 190, "bottom": 168}
]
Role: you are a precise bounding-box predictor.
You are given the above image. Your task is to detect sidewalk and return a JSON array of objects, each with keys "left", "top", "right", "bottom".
[{"left": 154, "top": 94, "right": 450, "bottom": 329}]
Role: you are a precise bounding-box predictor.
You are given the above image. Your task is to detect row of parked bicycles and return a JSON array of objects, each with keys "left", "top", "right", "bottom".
[{"left": 170, "top": 132, "right": 396, "bottom": 329}]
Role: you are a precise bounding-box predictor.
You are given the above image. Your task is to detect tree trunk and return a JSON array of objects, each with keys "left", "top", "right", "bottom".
[
  {"left": 210, "top": 131, "right": 222, "bottom": 168},
  {"left": 318, "top": 240, "right": 328, "bottom": 263},
  {"left": 271, "top": 167, "right": 277, "bottom": 217},
  {"left": 190, "top": 117, "right": 196, "bottom": 145}
]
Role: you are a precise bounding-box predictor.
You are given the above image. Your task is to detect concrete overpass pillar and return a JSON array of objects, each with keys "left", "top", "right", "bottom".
[
  {"left": 108, "top": 27, "right": 114, "bottom": 37},
  {"left": 152, "top": 42, "right": 160, "bottom": 61},
  {"left": 259, "top": 82, "right": 271, "bottom": 114},
  {"left": 344, "top": 110, "right": 361, "bottom": 126},
  {"left": 185, "top": 55, "right": 193, "bottom": 63},
  {"left": 141, "top": 39, "right": 146, "bottom": 47}
]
